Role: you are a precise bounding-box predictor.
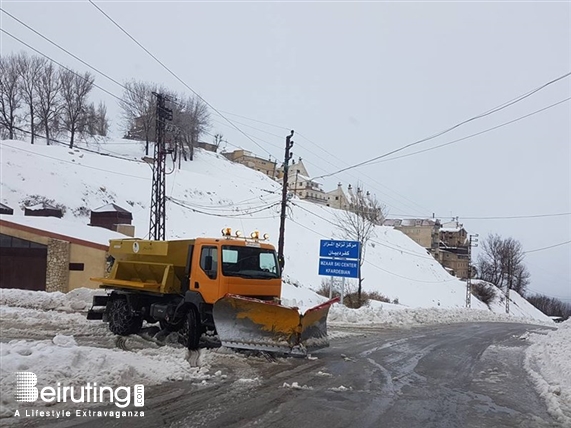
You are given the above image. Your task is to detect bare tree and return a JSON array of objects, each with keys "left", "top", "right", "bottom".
[
  {"left": 172, "top": 94, "right": 210, "bottom": 161},
  {"left": 213, "top": 133, "right": 224, "bottom": 151},
  {"left": 119, "top": 79, "right": 156, "bottom": 155},
  {"left": 79, "top": 101, "right": 109, "bottom": 137},
  {"left": 333, "top": 184, "right": 388, "bottom": 303},
  {"left": 36, "top": 61, "right": 61, "bottom": 145},
  {"left": 476, "top": 234, "right": 530, "bottom": 295},
  {"left": 16, "top": 53, "right": 46, "bottom": 144},
  {"left": 60, "top": 69, "right": 94, "bottom": 148},
  {"left": 95, "top": 101, "right": 109, "bottom": 136},
  {"left": 0, "top": 54, "right": 22, "bottom": 139}
]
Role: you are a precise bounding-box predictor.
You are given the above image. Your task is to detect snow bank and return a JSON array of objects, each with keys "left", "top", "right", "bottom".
[
  {"left": 0, "top": 288, "right": 104, "bottom": 312},
  {"left": 525, "top": 320, "right": 571, "bottom": 424},
  {"left": 0, "top": 336, "right": 214, "bottom": 417},
  {"left": 328, "top": 304, "right": 553, "bottom": 327}
]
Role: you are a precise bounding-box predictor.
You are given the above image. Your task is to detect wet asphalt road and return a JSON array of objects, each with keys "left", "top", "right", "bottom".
[{"left": 11, "top": 322, "right": 560, "bottom": 428}]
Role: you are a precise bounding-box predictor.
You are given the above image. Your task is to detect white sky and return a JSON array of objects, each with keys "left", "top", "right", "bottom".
[{"left": 0, "top": 1, "right": 569, "bottom": 301}]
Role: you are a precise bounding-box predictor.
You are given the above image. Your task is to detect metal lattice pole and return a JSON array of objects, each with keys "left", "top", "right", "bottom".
[
  {"left": 466, "top": 234, "right": 478, "bottom": 308},
  {"left": 149, "top": 93, "right": 172, "bottom": 241}
]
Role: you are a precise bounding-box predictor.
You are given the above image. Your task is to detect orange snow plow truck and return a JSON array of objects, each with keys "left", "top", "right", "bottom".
[{"left": 87, "top": 229, "right": 338, "bottom": 355}]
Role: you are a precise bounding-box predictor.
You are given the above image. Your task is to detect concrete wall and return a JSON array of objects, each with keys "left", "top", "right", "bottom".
[
  {"left": 68, "top": 243, "right": 107, "bottom": 290},
  {"left": 397, "top": 226, "right": 435, "bottom": 248}
]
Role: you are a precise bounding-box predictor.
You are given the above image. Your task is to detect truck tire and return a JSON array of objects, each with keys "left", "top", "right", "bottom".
[
  {"left": 108, "top": 298, "right": 142, "bottom": 336},
  {"left": 178, "top": 308, "right": 201, "bottom": 350}
]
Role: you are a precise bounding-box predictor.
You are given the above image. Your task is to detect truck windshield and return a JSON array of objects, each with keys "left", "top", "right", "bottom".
[{"left": 221, "top": 245, "right": 280, "bottom": 279}]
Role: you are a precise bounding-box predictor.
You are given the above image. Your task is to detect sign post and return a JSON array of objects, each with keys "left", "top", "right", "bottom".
[{"left": 318, "top": 239, "right": 360, "bottom": 305}]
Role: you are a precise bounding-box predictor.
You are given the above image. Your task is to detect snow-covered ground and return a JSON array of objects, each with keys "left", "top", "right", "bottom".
[
  {"left": 1, "top": 287, "right": 569, "bottom": 421},
  {"left": 525, "top": 320, "right": 571, "bottom": 424},
  {"left": 0, "top": 138, "right": 552, "bottom": 319},
  {"left": 1, "top": 138, "right": 569, "bottom": 420}
]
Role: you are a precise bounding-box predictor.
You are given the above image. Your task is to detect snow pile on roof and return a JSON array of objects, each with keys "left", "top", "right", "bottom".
[
  {"left": 525, "top": 320, "right": 571, "bottom": 424},
  {"left": 91, "top": 203, "right": 131, "bottom": 213}
]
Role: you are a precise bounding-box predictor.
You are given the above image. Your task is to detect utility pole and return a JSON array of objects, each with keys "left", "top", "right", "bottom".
[
  {"left": 466, "top": 234, "right": 478, "bottom": 308},
  {"left": 277, "top": 130, "right": 294, "bottom": 270},
  {"left": 149, "top": 92, "right": 173, "bottom": 241},
  {"left": 506, "top": 258, "right": 512, "bottom": 314}
]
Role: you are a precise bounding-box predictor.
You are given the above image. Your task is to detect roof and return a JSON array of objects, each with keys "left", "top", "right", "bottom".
[
  {"left": 0, "top": 202, "right": 13, "bottom": 212},
  {"left": 91, "top": 203, "right": 131, "bottom": 214},
  {"left": 0, "top": 215, "right": 128, "bottom": 250},
  {"left": 383, "top": 218, "right": 438, "bottom": 227},
  {"left": 440, "top": 227, "right": 462, "bottom": 232},
  {"left": 25, "top": 203, "right": 61, "bottom": 211}
]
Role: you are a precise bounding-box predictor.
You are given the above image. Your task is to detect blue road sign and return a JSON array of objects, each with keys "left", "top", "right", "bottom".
[
  {"left": 319, "top": 240, "right": 360, "bottom": 259},
  {"left": 318, "top": 258, "right": 359, "bottom": 278}
]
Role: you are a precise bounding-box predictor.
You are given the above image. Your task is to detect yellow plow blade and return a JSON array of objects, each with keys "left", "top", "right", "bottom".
[{"left": 213, "top": 295, "right": 339, "bottom": 355}]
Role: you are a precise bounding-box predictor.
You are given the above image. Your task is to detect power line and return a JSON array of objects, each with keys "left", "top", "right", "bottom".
[
  {"left": 1, "top": 140, "right": 150, "bottom": 180},
  {"left": 167, "top": 197, "right": 280, "bottom": 218},
  {"left": 0, "top": 7, "right": 127, "bottom": 92},
  {"left": 1, "top": 2, "right": 428, "bottom": 217},
  {"left": 387, "top": 212, "right": 571, "bottom": 220},
  {"left": 2, "top": 5, "right": 288, "bottom": 170},
  {"left": 312, "top": 72, "right": 571, "bottom": 180},
  {"left": 462, "top": 212, "right": 571, "bottom": 220},
  {"left": 213, "top": 112, "right": 433, "bottom": 216},
  {"left": 526, "top": 287, "right": 571, "bottom": 300},
  {"left": 219, "top": 110, "right": 291, "bottom": 132},
  {"left": 368, "top": 97, "right": 571, "bottom": 166},
  {"left": 88, "top": 0, "right": 277, "bottom": 160},
  {"left": 211, "top": 117, "right": 433, "bottom": 216},
  {"left": 291, "top": 201, "right": 436, "bottom": 260},
  {"left": 524, "top": 240, "right": 571, "bottom": 254},
  {"left": 0, "top": 28, "right": 126, "bottom": 104},
  {"left": 288, "top": 217, "right": 456, "bottom": 284}
]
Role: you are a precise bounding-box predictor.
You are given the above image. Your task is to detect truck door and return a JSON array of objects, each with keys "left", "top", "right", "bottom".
[{"left": 190, "top": 245, "right": 220, "bottom": 304}]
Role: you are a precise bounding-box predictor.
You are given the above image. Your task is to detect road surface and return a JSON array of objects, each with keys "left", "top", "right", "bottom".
[{"left": 12, "top": 322, "right": 559, "bottom": 428}]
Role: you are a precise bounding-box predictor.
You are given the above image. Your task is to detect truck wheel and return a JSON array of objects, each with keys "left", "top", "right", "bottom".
[
  {"left": 179, "top": 308, "right": 201, "bottom": 350},
  {"left": 108, "top": 298, "right": 142, "bottom": 336}
]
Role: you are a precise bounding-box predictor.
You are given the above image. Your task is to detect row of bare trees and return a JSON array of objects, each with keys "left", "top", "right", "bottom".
[
  {"left": 526, "top": 294, "right": 571, "bottom": 320},
  {"left": 0, "top": 52, "right": 108, "bottom": 147},
  {"left": 119, "top": 79, "right": 210, "bottom": 161}
]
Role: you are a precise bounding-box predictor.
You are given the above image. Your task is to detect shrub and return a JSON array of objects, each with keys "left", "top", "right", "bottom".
[
  {"left": 368, "top": 291, "right": 391, "bottom": 303},
  {"left": 316, "top": 279, "right": 391, "bottom": 309},
  {"left": 471, "top": 281, "right": 497, "bottom": 306}
]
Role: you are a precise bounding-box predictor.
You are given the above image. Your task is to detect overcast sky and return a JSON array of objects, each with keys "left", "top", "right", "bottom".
[{"left": 1, "top": 1, "right": 569, "bottom": 301}]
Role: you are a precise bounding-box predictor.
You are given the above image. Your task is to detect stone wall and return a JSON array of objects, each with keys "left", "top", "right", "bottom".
[{"left": 46, "top": 238, "right": 70, "bottom": 292}]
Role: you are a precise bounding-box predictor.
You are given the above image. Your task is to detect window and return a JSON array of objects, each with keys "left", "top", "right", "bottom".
[
  {"left": 12, "top": 237, "right": 31, "bottom": 248},
  {"left": 222, "top": 245, "right": 279, "bottom": 279},
  {"left": 0, "top": 233, "right": 46, "bottom": 249},
  {"left": 69, "top": 263, "right": 85, "bottom": 271},
  {"left": 200, "top": 246, "right": 218, "bottom": 279},
  {"left": 0, "top": 234, "right": 11, "bottom": 247}
]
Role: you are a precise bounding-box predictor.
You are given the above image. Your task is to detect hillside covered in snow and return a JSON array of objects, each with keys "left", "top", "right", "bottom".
[{"left": 0, "top": 138, "right": 550, "bottom": 322}]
